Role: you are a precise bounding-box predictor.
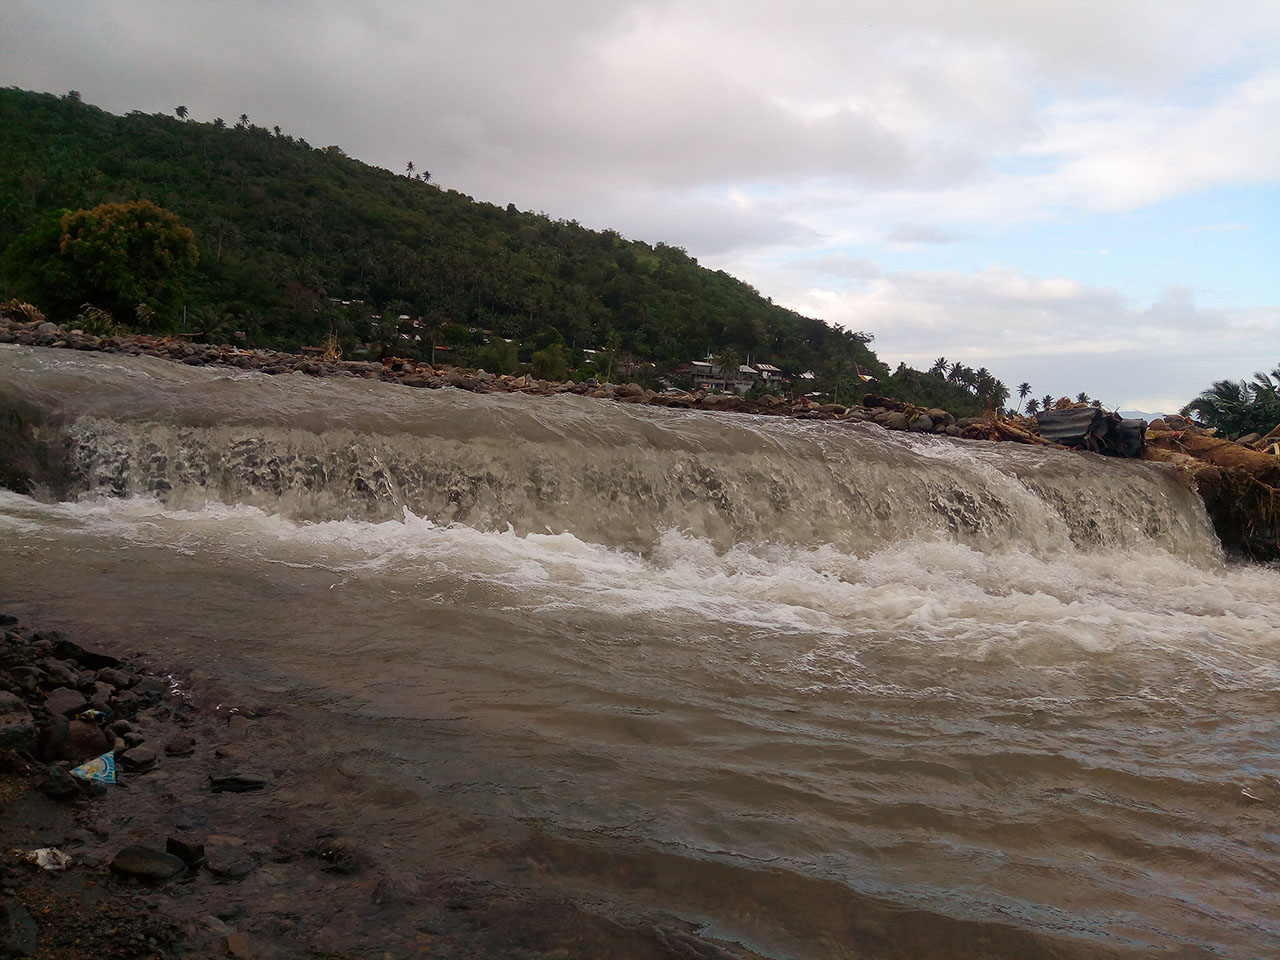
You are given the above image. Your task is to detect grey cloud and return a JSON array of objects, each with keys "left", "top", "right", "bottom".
[
  {"left": 787, "top": 254, "right": 883, "bottom": 280},
  {"left": 886, "top": 223, "right": 969, "bottom": 244}
]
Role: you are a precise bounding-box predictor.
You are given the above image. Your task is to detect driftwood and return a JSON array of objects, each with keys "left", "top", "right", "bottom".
[{"left": 1145, "top": 431, "right": 1280, "bottom": 560}]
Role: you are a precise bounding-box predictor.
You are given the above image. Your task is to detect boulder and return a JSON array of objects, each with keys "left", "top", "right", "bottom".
[
  {"left": 907, "top": 414, "right": 934, "bottom": 432},
  {"left": 37, "top": 717, "right": 112, "bottom": 764},
  {"left": 874, "top": 410, "right": 909, "bottom": 431},
  {"left": 44, "top": 687, "right": 87, "bottom": 717},
  {"left": 109, "top": 845, "right": 186, "bottom": 881}
]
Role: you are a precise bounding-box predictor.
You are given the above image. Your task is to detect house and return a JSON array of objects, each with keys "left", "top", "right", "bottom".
[{"left": 754, "top": 363, "right": 782, "bottom": 381}]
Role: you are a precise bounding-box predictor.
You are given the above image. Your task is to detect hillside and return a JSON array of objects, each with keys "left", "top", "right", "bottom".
[
  {"left": 1, "top": 87, "right": 1019, "bottom": 414},
  {"left": 1, "top": 89, "right": 885, "bottom": 371}
]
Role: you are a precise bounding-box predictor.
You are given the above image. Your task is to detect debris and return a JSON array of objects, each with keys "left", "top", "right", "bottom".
[
  {"left": 18, "top": 847, "right": 74, "bottom": 871},
  {"left": 69, "top": 751, "right": 117, "bottom": 784}
]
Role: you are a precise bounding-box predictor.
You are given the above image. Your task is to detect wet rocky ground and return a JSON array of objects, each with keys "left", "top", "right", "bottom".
[{"left": 0, "top": 611, "right": 768, "bottom": 959}]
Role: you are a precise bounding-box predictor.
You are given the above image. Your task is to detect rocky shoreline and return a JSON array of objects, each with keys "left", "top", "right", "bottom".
[
  {"left": 0, "top": 611, "right": 777, "bottom": 959},
  {"left": 0, "top": 315, "right": 978, "bottom": 436}
]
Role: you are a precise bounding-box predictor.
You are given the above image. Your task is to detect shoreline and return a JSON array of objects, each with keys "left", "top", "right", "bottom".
[{"left": 0, "top": 609, "right": 778, "bottom": 960}]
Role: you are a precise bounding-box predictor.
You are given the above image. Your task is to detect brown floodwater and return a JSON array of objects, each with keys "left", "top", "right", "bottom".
[{"left": 2, "top": 345, "right": 1278, "bottom": 958}]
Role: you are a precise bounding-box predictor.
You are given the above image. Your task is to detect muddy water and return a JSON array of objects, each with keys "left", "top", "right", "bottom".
[{"left": 2, "top": 345, "right": 1278, "bottom": 958}]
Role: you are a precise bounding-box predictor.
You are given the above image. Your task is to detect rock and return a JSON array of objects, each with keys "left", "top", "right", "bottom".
[
  {"left": 95, "top": 667, "right": 132, "bottom": 689},
  {"left": 44, "top": 687, "right": 87, "bottom": 717},
  {"left": 39, "top": 764, "right": 81, "bottom": 800},
  {"left": 875, "top": 410, "right": 909, "bottom": 431},
  {"left": 123, "top": 731, "right": 146, "bottom": 748},
  {"left": 0, "top": 614, "right": 17, "bottom": 627},
  {"left": 312, "top": 836, "right": 365, "bottom": 874},
  {"left": 52, "top": 637, "right": 120, "bottom": 670},
  {"left": 206, "top": 847, "right": 256, "bottom": 880},
  {"left": 226, "top": 714, "right": 254, "bottom": 739},
  {"left": 110, "top": 719, "right": 134, "bottom": 736},
  {"left": 908, "top": 413, "right": 934, "bottom": 432},
  {"left": 35, "top": 321, "right": 59, "bottom": 335},
  {"left": 36, "top": 659, "right": 78, "bottom": 688},
  {"left": 818, "top": 403, "right": 846, "bottom": 415},
  {"left": 1237, "top": 432, "right": 1262, "bottom": 447},
  {"left": 210, "top": 772, "right": 271, "bottom": 793},
  {"left": 225, "top": 930, "right": 256, "bottom": 959},
  {"left": 38, "top": 717, "right": 112, "bottom": 765},
  {"left": 164, "top": 735, "right": 196, "bottom": 757},
  {"left": 445, "top": 372, "right": 478, "bottom": 391},
  {"left": 109, "top": 845, "right": 186, "bottom": 881},
  {"left": 120, "top": 745, "right": 158, "bottom": 771},
  {"left": 0, "top": 900, "right": 38, "bottom": 957},
  {"left": 0, "top": 692, "right": 35, "bottom": 753},
  {"left": 165, "top": 835, "right": 206, "bottom": 866},
  {"left": 863, "top": 394, "right": 904, "bottom": 411}
]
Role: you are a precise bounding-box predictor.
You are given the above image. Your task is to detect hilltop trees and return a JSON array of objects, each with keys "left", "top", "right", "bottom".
[{"left": 1, "top": 200, "right": 198, "bottom": 328}]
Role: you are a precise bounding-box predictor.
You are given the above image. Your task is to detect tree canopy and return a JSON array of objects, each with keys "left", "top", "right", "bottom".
[{"left": 1, "top": 199, "right": 198, "bottom": 328}]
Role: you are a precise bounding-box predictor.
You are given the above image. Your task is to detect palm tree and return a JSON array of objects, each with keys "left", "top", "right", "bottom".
[
  {"left": 1076, "top": 392, "right": 1090, "bottom": 404},
  {"left": 405, "top": 160, "right": 415, "bottom": 178},
  {"left": 1182, "top": 371, "right": 1280, "bottom": 438},
  {"left": 1042, "top": 394, "right": 1054, "bottom": 412},
  {"left": 1025, "top": 397, "right": 1040, "bottom": 416},
  {"left": 1017, "top": 382, "right": 1032, "bottom": 413},
  {"left": 175, "top": 105, "right": 188, "bottom": 120},
  {"left": 237, "top": 113, "right": 249, "bottom": 129},
  {"left": 930, "top": 357, "right": 948, "bottom": 376},
  {"left": 714, "top": 345, "right": 742, "bottom": 392},
  {"left": 213, "top": 117, "right": 225, "bottom": 130}
]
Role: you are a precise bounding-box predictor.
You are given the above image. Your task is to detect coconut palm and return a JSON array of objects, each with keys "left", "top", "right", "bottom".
[
  {"left": 175, "top": 105, "right": 188, "bottom": 120},
  {"left": 1025, "top": 397, "right": 1040, "bottom": 416},
  {"left": 713, "top": 345, "right": 742, "bottom": 391},
  {"left": 1017, "top": 382, "right": 1032, "bottom": 413}
]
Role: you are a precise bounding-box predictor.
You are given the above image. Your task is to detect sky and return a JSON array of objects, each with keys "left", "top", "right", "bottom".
[{"left": 3, "top": 0, "right": 1278, "bottom": 412}]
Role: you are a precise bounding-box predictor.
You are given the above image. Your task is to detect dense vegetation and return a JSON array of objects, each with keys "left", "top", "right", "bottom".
[
  {"left": 1, "top": 87, "right": 1013, "bottom": 414},
  {"left": 1182, "top": 367, "right": 1280, "bottom": 440}
]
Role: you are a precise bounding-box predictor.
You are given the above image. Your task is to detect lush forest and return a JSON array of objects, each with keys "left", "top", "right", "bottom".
[{"left": 1, "top": 87, "right": 1013, "bottom": 413}]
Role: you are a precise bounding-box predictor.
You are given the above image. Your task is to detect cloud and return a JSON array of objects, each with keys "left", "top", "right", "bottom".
[
  {"left": 1, "top": 0, "right": 1277, "bottom": 408},
  {"left": 886, "top": 223, "right": 969, "bottom": 245},
  {"left": 766, "top": 263, "right": 1280, "bottom": 409}
]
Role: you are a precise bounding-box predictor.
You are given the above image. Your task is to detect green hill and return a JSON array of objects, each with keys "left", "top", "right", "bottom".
[
  {"left": 1, "top": 87, "right": 1013, "bottom": 413},
  {"left": 0, "top": 88, "right": 883, "bottom": 374}
]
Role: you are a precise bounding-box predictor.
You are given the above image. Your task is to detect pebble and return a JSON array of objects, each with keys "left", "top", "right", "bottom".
[{"left": 165, "top": 734, "right": 196, "bottom": 756}]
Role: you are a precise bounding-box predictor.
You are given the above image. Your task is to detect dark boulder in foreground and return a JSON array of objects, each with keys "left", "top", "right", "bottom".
[{"left": 109, "top": 845, "right": 187, "bottom": 881}]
